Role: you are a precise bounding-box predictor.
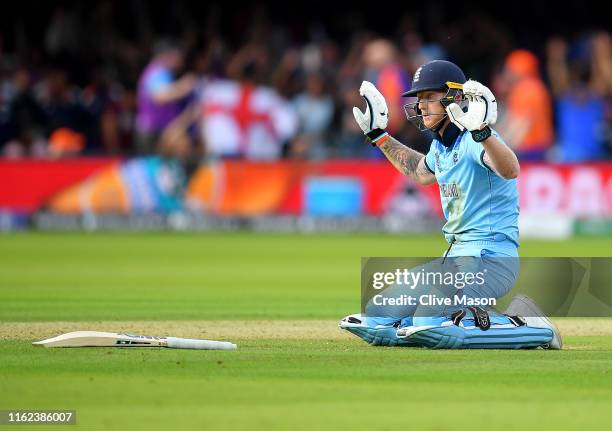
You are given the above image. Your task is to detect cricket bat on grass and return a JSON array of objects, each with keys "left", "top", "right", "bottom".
[{"left": 33, "top": 331, "right": 237, "bottom": 350}]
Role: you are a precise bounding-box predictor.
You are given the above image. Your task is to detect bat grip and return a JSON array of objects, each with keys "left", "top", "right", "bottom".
[{"left": 166, "top": 337, "right": 237, "bottom": 350}]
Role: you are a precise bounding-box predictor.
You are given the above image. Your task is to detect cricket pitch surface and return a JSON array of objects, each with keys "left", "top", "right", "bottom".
[{"left": 2, "top": 233, "right": 612, "bottom": 430}]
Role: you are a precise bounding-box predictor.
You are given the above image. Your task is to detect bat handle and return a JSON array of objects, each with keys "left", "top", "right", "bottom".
[{"left": 166, "top": 337, "right": 237, "bottom": 350}]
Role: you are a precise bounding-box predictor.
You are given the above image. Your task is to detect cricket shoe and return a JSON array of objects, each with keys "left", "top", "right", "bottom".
[
  {"left": 504, "top": 294, "right": 563, "bottom": 350},
  {"left": 339, "top": 314, "right": 418, "bottom": 347}
]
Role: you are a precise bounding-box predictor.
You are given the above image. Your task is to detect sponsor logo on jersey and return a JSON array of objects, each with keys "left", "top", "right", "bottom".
[{"left": 440, "top": 183, "right": 460, "bottom": 198}]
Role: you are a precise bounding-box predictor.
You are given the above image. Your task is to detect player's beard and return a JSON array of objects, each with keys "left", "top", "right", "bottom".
[{"left": 423, "top": 113, "right": 447, "bottom": 132}]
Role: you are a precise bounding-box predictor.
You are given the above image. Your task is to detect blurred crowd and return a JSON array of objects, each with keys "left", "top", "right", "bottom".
[{"left": 1, "top": 1, "right": 611, "bottom": 162}]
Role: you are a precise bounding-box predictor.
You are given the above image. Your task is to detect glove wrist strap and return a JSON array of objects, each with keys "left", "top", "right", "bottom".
[
  {"left": 366, "top": 129, "right": 388, "bottom": 146},
  {"left": 471, "top": 125, "right": 492, "bottom": 142}
]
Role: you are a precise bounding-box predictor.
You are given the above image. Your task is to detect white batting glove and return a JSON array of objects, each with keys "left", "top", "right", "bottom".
[
  {"left": 446, "top": 79, "right": 498, "bottom": 132},
  {"left": 463, "top": 80, "right": 497, "bottom": 124},
  {"left": 352, "top": 81, "right": 389, "bottom": 144}
]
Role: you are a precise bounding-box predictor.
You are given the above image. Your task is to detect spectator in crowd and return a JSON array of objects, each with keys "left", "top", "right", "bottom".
[
  {"left": 547, "top": 36, "right": 606, "bottom": 162},
  {"left": 135, "top": 40, "right": 196, "bottom": 154},
  {"left": 2, "top": 68, "right": 46, "bottom": 157},
  {"left": 37, "top": 66, "right": 89, "bottom": 157},
  {"left": 291, "top": 72, "right": 334, "bottom": 159},
  {"left": 335, "top": 84, "right": 374, "bottom": 158},
  {"left": 198, "top": 45, "right": 297, "bottom": 160},
  {"left": 362, "top": 39, "right": 409, "bottom": 136},
  {"left": 271, "top": 48, "right": 304, "bottom": 100},
  {"left": 398, "top": 30, "right": 448, "bottom": 155},
  {"left": 157, "top": 104, "right": 196, "bottom": 163},
  {"left": 591, "top": 32, "right": 612, "bottom": 156},
  {"left": 80, "top": 71, "right": 124, "bottom": 155},
  {"left": 591, "top": 32, "right": 612, "bottom": 97},
  {"left": 497, "top": 49, "right": 555, "bottom": 161},
  {"left": 332, "top": 33, "right": 373, "bottom": 158}
]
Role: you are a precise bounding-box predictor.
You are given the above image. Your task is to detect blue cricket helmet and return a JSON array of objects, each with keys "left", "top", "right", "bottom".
[
  {"left": 402, "top": 60, "right": 467, "bottom": 132},
  {"left": 402, "top": 60, "right": 466, "bottom": 97}
]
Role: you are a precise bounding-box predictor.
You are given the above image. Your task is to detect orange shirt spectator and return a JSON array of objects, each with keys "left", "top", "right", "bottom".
[
  {"left": 504, "top": 50, "right": 554, "bottom": 160},
  {"left": 362, "top": 39, "right": 409, "bottom": 135}
]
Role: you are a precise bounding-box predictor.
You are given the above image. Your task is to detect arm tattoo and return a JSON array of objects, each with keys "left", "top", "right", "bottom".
[{"left": 378, "top": 135, "right": 432, "bottom": 181}]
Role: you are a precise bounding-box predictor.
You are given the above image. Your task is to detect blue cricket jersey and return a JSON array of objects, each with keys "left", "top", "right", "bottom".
[{"left": 423, "top": 125, "right": 519, "bottom": 256}]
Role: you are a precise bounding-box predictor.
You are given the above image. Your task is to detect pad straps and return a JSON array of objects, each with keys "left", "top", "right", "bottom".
[
  {"left": 451, "top": 306, "right": 491, "bottom": 331},
  {"left": 468, "top": 306, "right": 491, "bottom": 330}
]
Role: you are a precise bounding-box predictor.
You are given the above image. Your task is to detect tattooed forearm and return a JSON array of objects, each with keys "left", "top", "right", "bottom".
[
  {"left": 378, "top": 135, "right": 434, "bottom": 183},
  {"left": 379, "top": 136, "right": 421, "bottom": 175}
]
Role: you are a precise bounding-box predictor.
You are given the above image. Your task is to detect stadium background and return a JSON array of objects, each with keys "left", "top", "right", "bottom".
[{"left": 1, "top": 0, "right": 611, "bottom": 236}]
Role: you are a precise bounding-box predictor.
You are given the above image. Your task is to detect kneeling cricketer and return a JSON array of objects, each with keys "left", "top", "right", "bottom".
[{"left": 340, "top": 60, "right": 562, "bottom": 349}]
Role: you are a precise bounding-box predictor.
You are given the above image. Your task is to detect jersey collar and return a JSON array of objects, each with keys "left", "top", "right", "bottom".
[{"left": 436, "top": 122, "right": 463, "bottom": 148}]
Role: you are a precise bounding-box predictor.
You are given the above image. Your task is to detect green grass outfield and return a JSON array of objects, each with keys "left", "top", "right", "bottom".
[{"left": 1, "top": 232, "right": 612, "bottom": 430}]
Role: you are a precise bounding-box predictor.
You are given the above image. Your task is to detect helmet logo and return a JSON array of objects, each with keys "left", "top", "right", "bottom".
[{"left": 414, "top": 66, "right": 422, "bottom": 83}]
